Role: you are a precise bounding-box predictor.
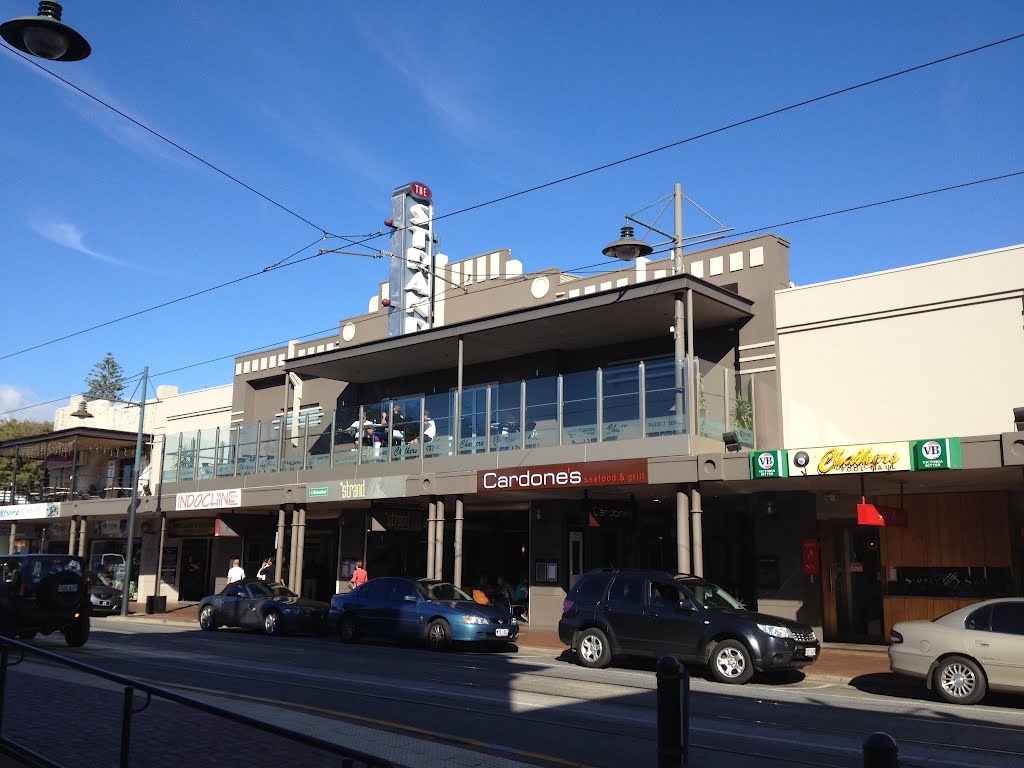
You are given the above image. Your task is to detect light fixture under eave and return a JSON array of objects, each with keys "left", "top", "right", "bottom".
[
  {"left": 602, "top": 225, "right": 654, "bottom": 262},
  {"left": 70, "top": 400, "right": 93, "bottom": 419},
  {"left": 722, "top": 431, "right": 742, "bottom": 453},
  {"left": 1, "top": 2, "right": 91, "bottom": 62}
]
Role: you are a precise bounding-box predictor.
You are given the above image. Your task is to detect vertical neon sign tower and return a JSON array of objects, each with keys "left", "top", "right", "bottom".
[{"left": 387, "top": 181, "right": 435, "bottom": 336}]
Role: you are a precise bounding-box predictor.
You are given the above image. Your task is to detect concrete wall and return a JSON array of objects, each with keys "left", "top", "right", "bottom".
[{"left": 776, "top": 243, "right": 1024, "bottom": 446}]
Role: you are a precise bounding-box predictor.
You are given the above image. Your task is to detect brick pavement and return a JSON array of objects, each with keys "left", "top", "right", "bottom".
[{"left": 117, "top": 601, "right": 892, "bottom": 683}]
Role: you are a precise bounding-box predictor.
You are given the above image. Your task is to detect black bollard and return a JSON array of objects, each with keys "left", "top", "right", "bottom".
[
  {"left": 863, "top": 732, "right": 899, "bottom": 768},
  {"left": 657, "top": 655, "right": 682, "bottom": 768}
]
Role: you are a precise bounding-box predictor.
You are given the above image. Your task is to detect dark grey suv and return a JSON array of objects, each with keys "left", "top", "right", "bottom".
[
  {"left": 558, "top": 568, "right": 820, "bottom": 684},
  {"left": 0, "top": 555, "right": 91, "bottom": 647}
]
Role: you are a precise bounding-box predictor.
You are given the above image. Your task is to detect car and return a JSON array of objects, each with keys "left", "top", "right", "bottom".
[
  {"left": 88, "top": 570, "right": 123, "bottom": 616},
  {"left": 888, "top": 597, "right": 1024, "bottom": 705},
  {"left": 329, "top": 577, "right": 519, "bottom": 650},
  {"left": 197, "top": 579, "right": 329, "bottom": 636},
  {"left": 558, "top": 568, "right": 820, "bottom": 684},
  {"left": 0, "top": 554, "right": 91, "bottom": 647}
]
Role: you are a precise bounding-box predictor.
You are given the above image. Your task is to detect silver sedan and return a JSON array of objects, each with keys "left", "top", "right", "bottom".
[{"left": 888, "top": 597, "right": 1024, "bottom": 705}]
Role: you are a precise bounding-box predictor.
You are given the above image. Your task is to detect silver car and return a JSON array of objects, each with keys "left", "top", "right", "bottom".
[{"left": 889, "top": 598, "right": 1024, "bottom": 705}]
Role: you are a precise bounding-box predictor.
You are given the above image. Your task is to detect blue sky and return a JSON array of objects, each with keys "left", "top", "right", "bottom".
[{"left": 1, "top": 1, "right": 1022, "bottom": 420}]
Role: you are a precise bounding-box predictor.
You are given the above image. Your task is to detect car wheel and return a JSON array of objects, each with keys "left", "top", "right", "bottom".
[
  {"left": 198, "top": 605, "right": 218, "bottom": 631},
  {"left": 425, "top": 618, "right": 452, "bottom": 651},
  {"left": 709, "top": 639, "right": 754, "bottom": 684},
  {"left": 63, "top": 617, "right": 90, "bottom": 648},
  {"left": 575, "top": 628, "right": 612, "bottom": 669},
  {"left": 263, "top": 610, "right": 281, "bottom": 636},
  {"left": 338, "top": 615, "right": 358, "bottom": 643},
  {"left": 933, "top": 655, "right": 987, "bottom": 705}
]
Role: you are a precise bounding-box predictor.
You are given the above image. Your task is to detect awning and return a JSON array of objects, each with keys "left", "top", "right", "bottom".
[{"left": 286, "top": 273, "right": 753, "bottom": 383}]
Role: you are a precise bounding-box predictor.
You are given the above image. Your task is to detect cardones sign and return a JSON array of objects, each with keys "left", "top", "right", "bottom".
[{"left": 477, "top": 459, "right": 648, "bottom": 492}]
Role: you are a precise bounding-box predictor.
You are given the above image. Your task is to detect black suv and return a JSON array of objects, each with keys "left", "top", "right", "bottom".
[
  {"left": 0, "top": 555, "right": 91, "bottom": 647},
  {"left": 558, "top": 568, "right": 820, "bottom": 684}
]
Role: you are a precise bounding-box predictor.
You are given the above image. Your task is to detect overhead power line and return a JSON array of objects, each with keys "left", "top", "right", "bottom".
[
  {"left": 1, "top": 32, "right": 1021, "bottom": 364},
  {"left": 4, "top": 164, "right": 1021, "bottom": 421}
]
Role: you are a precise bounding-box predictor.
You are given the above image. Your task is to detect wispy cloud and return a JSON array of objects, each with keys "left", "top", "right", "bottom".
[
  {"left": 29, "top": 217, "right": 151, "bottom": 272},
  {"left": 0, "top": 384, "right": 57, "bottom": 422}
]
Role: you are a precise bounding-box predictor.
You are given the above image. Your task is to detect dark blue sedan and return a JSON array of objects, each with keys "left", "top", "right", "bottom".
[{"left": 329, "top": 577, "right": 518, "bottom": 650}]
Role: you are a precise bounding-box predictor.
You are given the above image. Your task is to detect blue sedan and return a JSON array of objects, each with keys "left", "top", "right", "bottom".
[{"left": 330, "top": 577, "right": 518, "bottom": 650}]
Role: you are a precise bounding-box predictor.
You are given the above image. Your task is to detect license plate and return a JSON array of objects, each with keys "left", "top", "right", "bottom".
[
  {"left": 98, "top": 600, "right": 110, "bottom": 606},
  {"left": 58, "top": 584, "right": 78, "bottom": 593},
  {"left": 495, "top": 628, "right": 509, "bottom": 637},
  {"left": 804, "top": 647, "right": 817, "bottom": 658}
]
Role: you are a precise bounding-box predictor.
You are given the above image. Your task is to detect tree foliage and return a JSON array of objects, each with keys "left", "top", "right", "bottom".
[
  {"left": 85, "top": 352, "right": 126, "bottom": 401},
  {"left": 0, "top": 418, "right": 52, "bottom": 501}
]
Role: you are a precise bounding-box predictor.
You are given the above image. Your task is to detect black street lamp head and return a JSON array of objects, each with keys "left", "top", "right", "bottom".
[
  {"left": 602, "top": 225, "right": 654, "bottom": 262},
  {"left": 1, "top": 2, "right": 90, "bottom": 62}
]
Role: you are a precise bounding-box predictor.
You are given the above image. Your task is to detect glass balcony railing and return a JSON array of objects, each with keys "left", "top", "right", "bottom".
[{"left": 161, "top": 357, "right": 755, "bottom": 482}]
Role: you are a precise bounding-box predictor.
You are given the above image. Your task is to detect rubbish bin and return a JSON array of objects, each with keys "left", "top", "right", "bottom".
[{"left": 145, "top": 596, "right": 167, "bottom": 614}]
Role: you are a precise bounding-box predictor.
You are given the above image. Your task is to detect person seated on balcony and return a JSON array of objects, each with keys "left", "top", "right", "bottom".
[{"left": 408, "top": 412, "right": 435, "bottom": 445}]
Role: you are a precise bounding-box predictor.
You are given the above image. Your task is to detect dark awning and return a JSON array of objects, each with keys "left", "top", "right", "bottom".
[
  {"left": 286, "top": 273, "right": 753, "bottom": 383},
  {"left": 0, "top": 426, "right": 152, "bottom": 459}
]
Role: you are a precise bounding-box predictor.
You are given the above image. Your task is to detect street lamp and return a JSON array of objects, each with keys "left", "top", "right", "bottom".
[
  {"left": 72, "top": 366, "right": 149, "bottom": 617},
  {"left": 601, "top": 185, "right": 734, "bottom": 437},
  {"left": 1, "top": 2, "right": 90, "bottom": 61}
]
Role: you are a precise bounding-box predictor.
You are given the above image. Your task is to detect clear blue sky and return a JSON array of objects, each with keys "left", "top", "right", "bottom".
[{"left": 1, "top": 1, "right": 1022, "bottom": 420}]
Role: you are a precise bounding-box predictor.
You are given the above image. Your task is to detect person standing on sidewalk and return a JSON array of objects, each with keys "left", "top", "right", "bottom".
[
  {"left": 227, "top": 558, "right": 245, "bottom": 584},
  {"left": 256, "top": 556, "right": 273, "bottom": 580},
  {"left": 349, "top": 560, "right": 368, "bottom": 589}
]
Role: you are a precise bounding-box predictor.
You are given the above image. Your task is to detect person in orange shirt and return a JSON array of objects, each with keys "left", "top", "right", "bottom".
[{"left": 350, "top": 560, "right": 368, "bottom": 589}]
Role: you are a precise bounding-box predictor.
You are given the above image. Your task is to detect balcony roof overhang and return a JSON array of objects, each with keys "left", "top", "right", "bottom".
[
  {"left": 0, "top": 426, "right": 152, "bottom": 458},
  {"left": 286, "top": 273, "right": 754, "bottom": 383}
]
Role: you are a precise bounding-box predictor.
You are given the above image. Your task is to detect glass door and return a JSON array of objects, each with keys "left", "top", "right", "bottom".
[{"left": 825, "top": 526, "right": 885, "bottom": 643}]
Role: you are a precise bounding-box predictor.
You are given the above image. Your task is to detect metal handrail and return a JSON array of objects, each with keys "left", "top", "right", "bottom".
[{"left": 0, "top": 635, "right": 393, "bottom": 768}]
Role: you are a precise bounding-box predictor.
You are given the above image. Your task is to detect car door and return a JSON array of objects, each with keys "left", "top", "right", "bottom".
[
  {"left": 218, "top": 583, "right": 247, "bottom": 626},
  {"left": 354, "top": 579, "right": 391, "bottom": 638},
  {"left": 381, "top": 580, "right": 421, "bottom": 640},
  {"left": 979, "top": 601, "right": 1024, "bottom": 690},
  {"left": 601, "top": 573, "right": 647, "bottom": 653},
  {"left": 239, "top": 583, "right": 268, "bottom": 629},
  {"left": 645, "top": 579, "right": 705, "bottom": 661}
]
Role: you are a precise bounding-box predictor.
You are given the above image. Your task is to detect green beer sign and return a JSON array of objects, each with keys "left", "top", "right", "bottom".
[
  {"left": 912, "top": 438, "right": 962, "bottom": 471},
  {"left": 750, "top": 450, "right": 788, "bottom": 479}
]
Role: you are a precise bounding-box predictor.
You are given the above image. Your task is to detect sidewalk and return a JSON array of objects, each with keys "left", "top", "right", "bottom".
[{"left": 113, "top": 602, "right": 892, "bottom": 684}]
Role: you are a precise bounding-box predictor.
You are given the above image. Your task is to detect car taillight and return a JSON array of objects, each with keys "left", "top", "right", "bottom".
[
  {"left": 562, "top": 599, "right": 574, "bottom": 612},
  {"left": 890, "top": 630, "right": 903, "bottom": 645}
]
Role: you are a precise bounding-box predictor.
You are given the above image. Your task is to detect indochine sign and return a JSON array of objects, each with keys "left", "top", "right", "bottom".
[
  {"left": 175, "top": 488, "right": 242, "bottom": 511},
  {"left": 788, "top": 442, "right": 912, "bottom": 476},
  {"left": 477, "top": 459, "right": 648, "bottom": 492}
]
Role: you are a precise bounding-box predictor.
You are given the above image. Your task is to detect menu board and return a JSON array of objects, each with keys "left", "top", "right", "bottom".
[{"left": 160, "top": 546, "right": 179, "bottom": 586}]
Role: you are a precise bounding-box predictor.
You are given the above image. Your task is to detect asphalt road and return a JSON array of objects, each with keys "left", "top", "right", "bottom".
[{"left": 10, "top": 619, "right": 1024, "bottom": 768}]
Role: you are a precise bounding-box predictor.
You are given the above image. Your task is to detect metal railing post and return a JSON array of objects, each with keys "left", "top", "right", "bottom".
[
  {"left": 120, "top": 686, "right": 134, "bottom": 768},
  {"left": 863, "top": 732, "right": 899, "bottom": 767},
  {"left": 656, "top": 655, "right": 689, "bottom": 768}
]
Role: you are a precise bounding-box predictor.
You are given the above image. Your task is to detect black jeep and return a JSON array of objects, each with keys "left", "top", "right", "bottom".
[{"left": 0, "top": 554, "right": 91, "bottom": 647}]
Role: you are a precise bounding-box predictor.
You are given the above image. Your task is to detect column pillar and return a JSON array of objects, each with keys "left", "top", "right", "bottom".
[
  {"left": 288, "top": 507, "right": 300, "bottom": 591},
  {"left": 426, "top": 499, "right": 436, "bottom": 579},
  {"left": 7, "top": 523, "right": 15, "bottom": 554},
  {"left": 294, "top": 508, "right": 306, "bottom": 596},
  {"left": 335, "top": 513, "right": 345, "bottom": 593},
  {"left": 68, "top": 517, "right": 78, "bottom": 555},
  {"left": 154, "top": 511, "right": 167, "bottom": 603},
  {"left": 691, "top": 486, "right": 704, "bottom": 578},
  {"left": 435, "top": 497, "right": 446, "bottom": 581},
  {"left": 453, "top": 496, "right": 464, "bottom": 588},
  {"left": 78, "top": 518, "right": 87, "bottom": 558},
  {"left": 274, "top": 508, "right": 286, "bottom": 583},
  {"left": 676, "top": 485, "right": 691, "bottom": 575}
]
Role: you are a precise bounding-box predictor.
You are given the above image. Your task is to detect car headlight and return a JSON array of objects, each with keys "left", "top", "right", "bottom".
[
  {"left": 757, "top": 623, "right": 794, "bottom": 639},
  {"left": 461, "top": 615, "right": 489, "bottom": 625},
  {"left": 511, "top": 617, "right": 517, "bottom": 624}
]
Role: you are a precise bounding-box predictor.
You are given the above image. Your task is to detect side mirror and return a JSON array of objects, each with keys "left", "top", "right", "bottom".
[{"left": 678, "top": 599, "right": 698, "bottom": 613}]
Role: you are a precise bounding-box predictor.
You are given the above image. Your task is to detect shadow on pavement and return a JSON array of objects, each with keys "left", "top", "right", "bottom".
[{"left": 849, "top": 672, "right": 1024, "bottom": 710}]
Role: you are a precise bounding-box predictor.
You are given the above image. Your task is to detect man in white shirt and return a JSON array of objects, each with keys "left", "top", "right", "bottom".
[{"left": 227, "top": 558, "right": 245, "bottom": 584}]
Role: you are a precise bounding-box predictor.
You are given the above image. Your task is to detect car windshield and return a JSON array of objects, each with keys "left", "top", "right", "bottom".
[
  {"left": 417, "top": 581, "right": 473, "bottom": 602},
  {"left": 247, "top": 582, "right": 296, "bottom": 598},
  {"left": 678, "top": 578, "right": 745, "bottom": 609},
  {"left": 90, "top": 571, "right": 114, "bottom": 587}
]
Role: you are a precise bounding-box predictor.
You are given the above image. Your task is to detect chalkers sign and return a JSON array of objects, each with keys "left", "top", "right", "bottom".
[{"left": 477, "top": 459, "right": 648, "bottom": 492}]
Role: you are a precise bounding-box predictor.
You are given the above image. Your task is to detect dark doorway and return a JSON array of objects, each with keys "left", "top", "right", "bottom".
[
  {"left": 179, "top": 538, "right": 211, "bottom": 601},
  {"left": 821, "top": 526, "right": 884, "bottom": 643}
]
